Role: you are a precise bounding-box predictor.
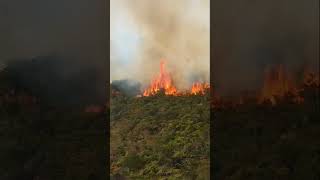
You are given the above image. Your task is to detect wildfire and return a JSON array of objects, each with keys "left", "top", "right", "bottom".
[
  {"left": 259, "top": 64, "right": 294, "bottom": 104},
  {"left": 191, "top": 82, "right": 210, "bottom": 95},
  {"left": 137, "top": 60, "right": 317, "bottom": 107},
  {"left": 143, "top": 60, "right": 178, "bottom": 96},
  {"left": 257, "top": 64, "right": 320, "bottom": 105},
  {"left": 142, "top": 60, "right": 210, "bottom": 96},
  {"left": 259, "top": 64, "right": 300, "bottom": 104}
]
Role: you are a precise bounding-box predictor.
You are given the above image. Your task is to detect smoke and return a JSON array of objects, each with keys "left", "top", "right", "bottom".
[
  {"left": 111, "top": 79, "right": 141, "bottom": 97},
  {"left": 212, "top": 0, "right": 319, "bottom": 95},
  {"left": 4, "top": 56, "right": 106, "bottom": 106},
  {"left": 110, "top": 0, "right": 210, "bottom": 90},
  {"left": 1, "top": 0, "right": 106, "bottom": 65},
  {"left": 0, "top": 0, "right": 108, "bottom": 105}
]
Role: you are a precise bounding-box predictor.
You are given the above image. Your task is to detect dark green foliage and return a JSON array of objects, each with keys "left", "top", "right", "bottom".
[
  {"left": 122, "top": 154, "right": 145, "bottom": 170},
  {"left": 110, "top": 94, "right": 210, "bottom": 179}
]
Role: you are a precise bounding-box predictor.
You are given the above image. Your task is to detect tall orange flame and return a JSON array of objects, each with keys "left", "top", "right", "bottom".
[
  {"left": 259, "top": 64, "right": 299, "bottom": 104},
  {"left": 143, "top": 60, "right": 177, "bottom": 96}
]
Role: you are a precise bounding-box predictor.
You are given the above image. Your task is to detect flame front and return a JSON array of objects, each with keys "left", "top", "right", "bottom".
[
  {"left": 258, "top": 64, "right": 310, "bottom": 105},
  {"left": 143, "top": 60, "right": 178, "bottom": 96},
  {"left": 191, "top": 82, "right": 210, "bottom": 95},
  {"left": 259, "top": 64, "right": 293, "bottom": 103},
  {"left": 142, "top": 59, "right": 210, "bottom": 97}
]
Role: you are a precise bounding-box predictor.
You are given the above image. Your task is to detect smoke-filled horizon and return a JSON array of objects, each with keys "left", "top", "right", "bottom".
[
  {"left": 110, "top": 0, "right": 210, "bottom": 90},
  {"left": 212, "top": 0, "right": 319, "bottom": 95},
  {"left": 1, "top": 0, "right": 106, "bottom": 67},
  {"left": 0, "top": 0, "right": 108, "bottom": 105}
]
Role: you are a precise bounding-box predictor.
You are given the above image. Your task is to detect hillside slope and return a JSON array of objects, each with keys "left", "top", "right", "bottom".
[
  {"left": 110, "top": 93, "right": 210, "bottom": 179},
  {"left": 0, "top": 67, "right": 107, "bottom": 180}
]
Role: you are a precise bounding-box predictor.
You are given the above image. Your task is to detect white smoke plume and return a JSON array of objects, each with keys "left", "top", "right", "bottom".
[{"left": 110, "top": 0, "right": 210, "bottom": 90}]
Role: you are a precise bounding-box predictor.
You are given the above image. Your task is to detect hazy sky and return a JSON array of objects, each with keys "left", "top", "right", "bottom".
[
  {"left": 0, "top": 0, "right": 108, "bottom": 104},
  {"left": 110, "top": 0, "right": 142, "bottom": 81},
  {"left": 110, "top": 0, "right": 210, "bottom": 88},
  {"left": 211, "top": 0, "right": 319, "bottom": 95},
  {"left": 1, "top": 0, "right": 106, "bottom": 68}
]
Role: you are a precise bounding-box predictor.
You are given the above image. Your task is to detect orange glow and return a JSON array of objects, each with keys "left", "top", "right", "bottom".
[
  {"left": 259, "top": 64, "right": 303, "bottom": 105},
  {"left": 303, "top": 68, "right": 319, "bottom": 87},
  {"left": 191, "top": 82, "right": 210, "bottom": 95},
  {"left": 259, "top": 65, "right": 293, "bottom": 104},
  {"left": 143, "top": 59, "right": 178, "bottom": 96},
  {"left": 142, "top": 59, "right": 210, "bottom": 96},
  {"left": 261, "top": 65, "right": 290, "bottom": 104}
]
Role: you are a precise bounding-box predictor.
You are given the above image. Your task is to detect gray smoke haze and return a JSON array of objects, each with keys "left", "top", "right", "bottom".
[
  {"left": 0, "top": 0, "right": 107, "bottom": 74},
  {"left": 110, "top": 0, "right": 210, "bottom": 90},
  {"left": 212, "top": 0, "right": 319, "bottom": 95},
  {"left": 0, "top": 0, "right": 107, "bottom": 105}
]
